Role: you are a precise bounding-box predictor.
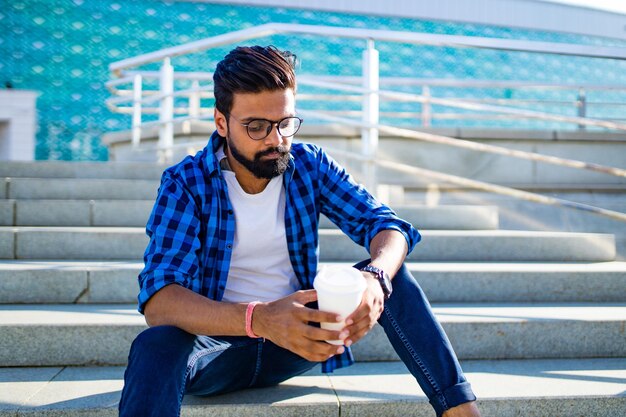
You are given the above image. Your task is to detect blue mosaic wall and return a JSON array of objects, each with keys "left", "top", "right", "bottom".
[{"left": 2, "top": 0, "right": 626, "bottom": 160}]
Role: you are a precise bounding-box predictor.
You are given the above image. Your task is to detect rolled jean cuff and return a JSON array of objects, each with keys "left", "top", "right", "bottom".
[{"left": 430, "top": 381, "right": 477, "bottom": 417}]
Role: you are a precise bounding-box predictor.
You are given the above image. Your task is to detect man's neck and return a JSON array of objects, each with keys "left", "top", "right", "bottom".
[{"left": 224, "top": 150, "right": 271, "bottom": 194}]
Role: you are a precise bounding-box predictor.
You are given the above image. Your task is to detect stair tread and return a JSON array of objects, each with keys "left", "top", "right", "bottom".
[
  {"left": 1, "top": 259, "right": 625, "bottom": 271},
  {"left": 1, "top": 359, "right": 624, "bottom": 415},
  {"left": 0, "top": 226, "right": 615, "bottom": 236},
  {"left": 1, "top": 303, "right": 625, "bottom": 325}
]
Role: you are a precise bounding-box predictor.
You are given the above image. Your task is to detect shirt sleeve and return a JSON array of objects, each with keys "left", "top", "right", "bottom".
[
  {"left": 137, "top": 172, "right": 203, "bottom": 314},
  {"left": 316, "top": 148, "right": 421, "bottom": 254}
]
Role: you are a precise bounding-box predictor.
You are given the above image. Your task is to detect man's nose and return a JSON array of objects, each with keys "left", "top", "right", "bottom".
[{"left": 263, "top": 123, "right": 283, "bottom": 146}]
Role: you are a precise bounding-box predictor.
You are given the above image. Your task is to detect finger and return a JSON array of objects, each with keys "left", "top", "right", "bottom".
[
  {"left": 292, "top": 289, "right": 318, "bottom": 305},
  {"left": 303, "top": 324, "right": 350, "bottom": 343},
  {"left": 298, "top": 306, "right": 343, "bottom": 324},
  {"left": 297, "top": 338, "right": 346, "bottom": 361},
  {"left": 344, "top": 316, "right": 371, "bottom": 336},
  {"left": 345, "top": 304, "right": 370, "bottom": 325}
]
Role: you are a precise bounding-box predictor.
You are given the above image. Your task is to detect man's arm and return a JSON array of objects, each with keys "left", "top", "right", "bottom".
[
  {"left": 343, "top": 229, "right": 409, "bottom": 347},
  {"left": 144, "top": 284, "right": 348, "bottom": 362}
]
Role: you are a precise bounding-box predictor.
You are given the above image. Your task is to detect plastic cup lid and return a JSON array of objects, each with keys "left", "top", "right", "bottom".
[{"left": 313, "top": 265, "right": 366, "bottom": 293}]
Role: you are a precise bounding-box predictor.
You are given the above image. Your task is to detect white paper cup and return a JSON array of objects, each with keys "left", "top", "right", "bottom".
[{"left": 313, "top": 265, "right": 366, "bottom": 345}]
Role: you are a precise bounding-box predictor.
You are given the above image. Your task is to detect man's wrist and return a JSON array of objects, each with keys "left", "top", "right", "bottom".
[
  {"left": 360, "top": 265, "right": 393, "bottom": 300},
  {"left": 246, "top": 301, "right": 267, "bottom": 340},
  {"left": 249, "top": 301, "right": 267, "bottom": 339}
]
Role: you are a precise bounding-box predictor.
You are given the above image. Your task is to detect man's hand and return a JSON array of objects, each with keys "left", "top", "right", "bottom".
[
  {"left": 343, "top": 273, "right": 385, "bottom": 347},
  {"left": 253, "top": 290, "right": 348, "bottom": 362}
]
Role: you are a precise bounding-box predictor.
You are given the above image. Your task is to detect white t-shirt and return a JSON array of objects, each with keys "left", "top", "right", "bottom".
[{"left": 217, "top": 146, "right": 300, "bottom": 303}]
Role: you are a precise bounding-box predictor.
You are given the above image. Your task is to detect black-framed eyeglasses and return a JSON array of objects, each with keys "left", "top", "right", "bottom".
[{"left": 228, "top": 114, "right": 303, "bottom": 140}]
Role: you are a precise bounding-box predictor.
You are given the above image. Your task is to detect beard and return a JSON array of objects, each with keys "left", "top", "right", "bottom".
[{"left": 226, "top": 135, "right": 291, "bottom": 179}]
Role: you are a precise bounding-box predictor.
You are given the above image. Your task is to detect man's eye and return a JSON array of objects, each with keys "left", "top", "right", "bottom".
[{"left": 247, "top": 122, "right": 265, "bottom": 131}]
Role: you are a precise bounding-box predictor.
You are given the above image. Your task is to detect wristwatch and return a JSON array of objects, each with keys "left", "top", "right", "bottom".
[{"left": 360, "top": 265, "right": 392, "bottom": 301}]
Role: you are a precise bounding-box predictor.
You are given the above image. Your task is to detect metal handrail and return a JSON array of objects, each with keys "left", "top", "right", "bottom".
[
  {"left": 297, "top": 77, "right": 626, "bottom": 132},
  {"left": 106, "top": 23, "right": 626, "bottom": 222},
  {"left": 108, "top": 23, "right": 626, "bottom": 73},
  {"left": 323, "top": 146, "right": 626, "bottom": 223},
  {"left": 296, "top": 108, "right": 626, "bottom": 178}
]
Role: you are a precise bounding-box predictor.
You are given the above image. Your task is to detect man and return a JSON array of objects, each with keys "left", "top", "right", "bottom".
[{"left": 119, "top": 45, "right": 480, "bottom": 417}]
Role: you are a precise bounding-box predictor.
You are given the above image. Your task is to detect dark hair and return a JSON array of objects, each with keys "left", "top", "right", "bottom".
[{"left": 213, "top": 45, "right": 297, "bottom": 116}]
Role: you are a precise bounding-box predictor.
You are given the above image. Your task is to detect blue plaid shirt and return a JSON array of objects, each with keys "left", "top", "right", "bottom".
[{"left": 138, "top": 131, "right": 421, "bottom": 373}]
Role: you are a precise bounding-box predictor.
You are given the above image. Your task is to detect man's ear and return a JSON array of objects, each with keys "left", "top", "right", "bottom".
[{"left": 214, "top": 108, "right": 228, "bottom": 137}]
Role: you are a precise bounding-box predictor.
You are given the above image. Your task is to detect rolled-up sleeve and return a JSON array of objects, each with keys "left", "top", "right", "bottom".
[
  {"left": 137, "top": 173, "right": 203, "bottom": 314},
  {"left": 316, "top": 148, "right": 421, "bottom": 255}
]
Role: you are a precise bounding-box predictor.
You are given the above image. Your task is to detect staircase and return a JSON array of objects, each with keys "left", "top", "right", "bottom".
[{"left": 1, "top": 161, "right": 625, "bottom": 417}]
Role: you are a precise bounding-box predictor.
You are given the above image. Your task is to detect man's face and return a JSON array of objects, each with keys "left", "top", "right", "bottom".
[{"left": 216, "top": 89, "right": 296, "bottom": 179}]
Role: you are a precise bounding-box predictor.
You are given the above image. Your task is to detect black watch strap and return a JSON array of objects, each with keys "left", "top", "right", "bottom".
[{"left": 360, "top": 265, "right": 392, "bottom": 301}]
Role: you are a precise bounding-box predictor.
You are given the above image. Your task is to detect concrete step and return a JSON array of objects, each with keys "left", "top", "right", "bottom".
[
  {"left": 2, "top": 260, "right": 626, "bottom": 304},
  {"left": 0, "top": 200, "right": 499, "bottom": 230},
  {"left": 321, "top": 229, "right": 617, "bottom": 262},
  {"left": 1, "top": 358, "right": 624, "bottom": 416},
  {"left": 0, "top": 260, "right": 142, "bottom": 304},
  {"left": 405, "top": 187, "right": 626, "bottom": 261},
  {"left": 0, "top": 161, "right": 166, "bottom": 180},
  {"left": 0, "top": 227, "right": 616, "bottom": 261},
  {"left": 0, "top": 303, "right": 624, "bottom": 366},
  {"left": 0, "top": 178, "right": 160, "bottom": 200}
]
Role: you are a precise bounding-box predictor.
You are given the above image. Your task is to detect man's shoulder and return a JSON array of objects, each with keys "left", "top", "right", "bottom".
[
  {"left": 291, "top": 141, "right": 325, "bottom": 163},
  {"left": 161, "top": 146, "right": 213, "bottom": 190}
]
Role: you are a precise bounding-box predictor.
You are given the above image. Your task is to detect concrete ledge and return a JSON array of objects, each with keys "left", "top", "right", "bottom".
[
  {"left": 0, "top": 303, "right": 624, "bottom": 366},
  {"left": 319, "top": 205, "right": 499, "bottom": 231},
  {"left": 10, "top": 227, "right": 148, "bottom": 260},
  {"left": 2, "top": 260, "right": 625, "bottom": 304},
  {"left": 0, "top": 179, "right": 7, "bottom": 199},
  {"left": 0, "top": 227, "right": 615, "bottom": 261},
  {"left": 4, "top": 201, "right": 499, "bottom": 230},
  {"left": 7, "top": 178, "right": 160, "bottom": 200},
  {"left": 0, "top": 230, "right": 14, "bottom": 259},
  {"left": 319, "top": 229, "right": 616, "bottom": 262},
  {"left": 410, "top": 261, "right": 626, "bottom": 302},
  {"left": 0, "top": 201, "right": 13, "bottom": 226},
  {"left": 92, "top": 200, "right": 154, "bottom": 227},
  {"left": 1, "top": 359, "right": 625, "bottom": 417},
  {"left": 352, "top": 303, "right": 626, "bottom": 362},
  {"left": 0, "top": 161, "right": 167, "bottom": 179},
  {"left": 16, "top": 200, "right": 91, "bottom": 227},
  {"left": 0, "top": 267, "right": 89, "bottom": 304}
]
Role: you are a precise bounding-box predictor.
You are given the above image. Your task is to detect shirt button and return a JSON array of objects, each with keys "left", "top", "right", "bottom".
[
  {"left": 228, "top": 209, "right": 234, "bottom": 215},
  {"left": 226, "top": 244, "right": 232, "bottom": 249}
]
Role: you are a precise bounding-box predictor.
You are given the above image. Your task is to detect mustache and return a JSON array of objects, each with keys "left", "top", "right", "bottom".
[{"left": 256, "top": 145, "right": 290, "bottom": 158}]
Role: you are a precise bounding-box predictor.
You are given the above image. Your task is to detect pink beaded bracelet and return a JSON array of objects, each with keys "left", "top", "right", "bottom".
[{"left": 245, "top": 301, "right": 263, "bottom": 339}]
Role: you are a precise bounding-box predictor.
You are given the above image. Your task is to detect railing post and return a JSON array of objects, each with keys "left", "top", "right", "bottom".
[
  {"left": 158, "top": 57, "right": 174, "bottom": 163},
  {"left": 422, "top": 85, "right": 432, "bottom": 127},
  {"left": 189, "top": 80, "right": 200, "bottom": 118},
  {"left": 577, "top": 87, "right": 587, "bottom": 130},
  {"left": 362, "top": 39, "right": 379, "bottom": 195},
  {"left": 184, "top": 80, "right": 200, "bottom": 134},
  {"left": 131, "top": 74, "right": 142, "bottom": 149}
]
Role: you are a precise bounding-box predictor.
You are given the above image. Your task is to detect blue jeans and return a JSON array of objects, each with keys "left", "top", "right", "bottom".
[{"left": 119, "top": 261, "right": 476, "bottom": 417}]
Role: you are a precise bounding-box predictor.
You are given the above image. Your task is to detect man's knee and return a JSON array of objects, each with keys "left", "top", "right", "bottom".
[{"left": 130, "top": 325, "right": 195, "bottom": 359}]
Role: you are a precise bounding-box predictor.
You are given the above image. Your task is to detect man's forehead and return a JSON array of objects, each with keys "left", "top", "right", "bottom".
[{"left": 230, "top": 89, "right": 296, "bottom": 117}]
